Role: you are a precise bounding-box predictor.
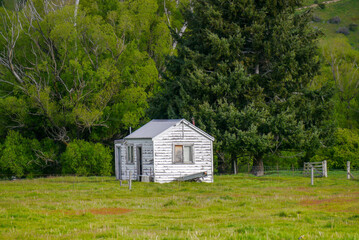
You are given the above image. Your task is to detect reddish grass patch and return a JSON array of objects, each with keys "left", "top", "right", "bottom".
[
  {"left": 49, "top": 208, "right": 132, "bottom": 216},
  {"left": 88, "top": 208, "right": 132, "bottom": 215},
  {"left": 301, "top": 198, "right": 356, "bottom": 206},
  {"left": 231, "top": 194, "right": 242, "bottom": 198},
  {"left": 297, "top": 187, "right": 311, "bottom": 191},
  {"left": 300, "top": 196, "right": 359, "bottom": 213}
]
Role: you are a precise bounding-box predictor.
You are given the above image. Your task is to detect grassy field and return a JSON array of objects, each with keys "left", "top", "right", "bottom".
[
  {"left": 309, "top": 0, "right": 359, "bottom": 48},
  {"left": 0, "top": 172, "right": 358, "bottom": 239}
]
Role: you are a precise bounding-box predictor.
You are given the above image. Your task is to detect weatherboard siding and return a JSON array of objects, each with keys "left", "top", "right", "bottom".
[
  {"left": 117, "top": 139, "right": 154, "bottom": 180},
  {"left": 153, "top": 122, "right": 213, "bottom": 183},
  {"left": 115, "top": 119, "right": 214, "bottom": 183}
]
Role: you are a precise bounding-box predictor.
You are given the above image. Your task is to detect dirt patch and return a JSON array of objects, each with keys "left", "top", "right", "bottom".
[{"left": 48, "top": 208, "right": 132, "bottom": 216}]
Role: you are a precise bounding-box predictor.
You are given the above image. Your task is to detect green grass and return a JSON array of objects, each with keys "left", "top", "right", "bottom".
[
  {"left": 0, "top": 173, "right": 358, "bottom": 239},
  {"left": 309, "top": 0, "right": 359, "bottom": 48}
]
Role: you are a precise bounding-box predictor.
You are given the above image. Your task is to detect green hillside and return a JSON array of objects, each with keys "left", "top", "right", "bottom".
[{"left": 305, "top": 0, "right": 359, "bottom": 49}]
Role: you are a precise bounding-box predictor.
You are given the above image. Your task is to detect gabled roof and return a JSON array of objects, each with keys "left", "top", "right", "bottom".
[
  {"left": 124, "top": 119, "right": 214, "bottom": 141},
  {"left": 125, "top": 119, "right": 182, "bottom": 139}
]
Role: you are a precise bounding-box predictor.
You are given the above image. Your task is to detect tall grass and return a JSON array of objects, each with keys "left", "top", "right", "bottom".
[{"left": 0, "top": 173, "right": 358, "bottom": 239}]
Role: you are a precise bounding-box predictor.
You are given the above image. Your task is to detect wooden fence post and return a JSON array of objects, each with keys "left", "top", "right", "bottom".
[
  {"left": 347, "top": 161, "right": 351, "bottom": 180},
  {"left": 311, "top": 165, "right": 314, "bottom": 186},
  {"left": 323, "top": 160, "right": 328, "bottom": 177},
  {"left": 129, "top": 171, "right": 132, "bottom": 190},
  {"left": 233, "top": 160, "right": 237, "bottom": 175}
]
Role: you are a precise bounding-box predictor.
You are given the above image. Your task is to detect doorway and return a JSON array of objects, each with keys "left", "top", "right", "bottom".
[
  {"left": 137, "top": 146, "right": 142, "bottom": 181},
  {"left": 116, "top": 146, "right": 121, "bottom": 180}
]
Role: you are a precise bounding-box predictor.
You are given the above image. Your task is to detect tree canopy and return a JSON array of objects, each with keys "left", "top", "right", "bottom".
[
  {"left": 1, "top": 0, "right": 357, "bottom": 177},
  {"left": 0, "top": 0, "right": 179, "bottom": 176},
  {"left": 150, "top": 0, "right": 335, "bottom": 175}
]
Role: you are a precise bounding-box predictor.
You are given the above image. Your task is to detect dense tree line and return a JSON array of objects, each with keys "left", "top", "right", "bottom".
[
  {"left": 0, "top": 0, "right": 358, "bottom": 177},
  {"left": 0, "top": 0, "right": 182, "bottom": 176}
]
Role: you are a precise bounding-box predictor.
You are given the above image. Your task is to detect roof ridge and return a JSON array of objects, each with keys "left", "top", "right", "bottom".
[
  {"left": 151, "top": 119, "right": 183, "bottom": 121},
  {"left": 124, "top": 119, "right": 183, "bottom": 139}
]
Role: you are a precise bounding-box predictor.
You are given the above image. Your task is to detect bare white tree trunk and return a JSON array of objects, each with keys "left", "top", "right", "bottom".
[
  {"left": 169, "top": 0, "right": 193, "bottom": 51},
  {"left": 172, "top": 22, "right": 187, "bottom": 50},
  {"left": 163, "top": 0, "right": 171, "bottom": 26},
  {"left": 74, "top": 0, "right": 80, "bottom": 27},
  {"left": 255, "top": 64, "right": 259, "bottom": 74}
]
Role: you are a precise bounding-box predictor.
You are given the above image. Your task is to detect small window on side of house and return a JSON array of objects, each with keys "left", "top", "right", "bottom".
[
  {"left": 173, "top": 145, "right": 193, "bottom": 164},
  {"left": 183, "top": 146, "right": 192, "bottom": 163},
  {"left": 127, "top": 145, "right": 134, "bottom": 164}
]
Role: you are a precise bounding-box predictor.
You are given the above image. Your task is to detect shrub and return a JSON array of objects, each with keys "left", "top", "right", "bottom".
[
  {"left": 349, "top": 23, "right": 358, "bottom": 32},
  {"left": 61, "top": 140, "right": 112, "bottom": 176},
  {"left": 311, "top": 129, "right": 359, "bottom": 169},
  {"left": 336, "top": 27, "right": 350, "bottom": 36},
  {"left": 318, "top": 3, "right": 325, "bottom": 9},
  {"left": 36, "top": 138, "right": 61, "bottom": 174},
  {"left": 328, "top": 16, "right": 341, "bottom": 24},
  {"left": 331, "top": 128, "right": 359, "bottom": 169},
  {"left": 314, "top": 0, "right": 318, "bottom": 4},
  {"left": 312, "top": 15, "right": 321, "bottom": 22},
  {"left": 0, "top": 131, "right": 40, "bottom": 178}
]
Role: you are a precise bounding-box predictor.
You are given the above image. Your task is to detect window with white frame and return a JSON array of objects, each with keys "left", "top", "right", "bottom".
[
  {"left": 173, "top": 145, "right": 193, "bottom": 164},
  {"left": 127, "top": 145, "right": 134, "bottom": 164}
]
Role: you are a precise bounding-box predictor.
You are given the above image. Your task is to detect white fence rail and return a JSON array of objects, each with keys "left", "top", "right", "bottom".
[{"left": 303, "top": 160, "right": 327, "bottom": 178}]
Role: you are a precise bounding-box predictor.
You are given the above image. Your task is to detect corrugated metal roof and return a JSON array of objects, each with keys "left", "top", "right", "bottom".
[{"left": 125, "top": 119, "right": 183, "bottom": 139}]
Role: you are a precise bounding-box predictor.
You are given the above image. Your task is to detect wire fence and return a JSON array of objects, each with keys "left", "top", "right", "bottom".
[
  {"left": 0, "top": 166, "right": 358, "bottom": 181},
  {"left": 226, "top": 166, "right": 359, "bottom": 178},
  {"left": 0, "top": 174, "right": 117, "bottom": 182}
]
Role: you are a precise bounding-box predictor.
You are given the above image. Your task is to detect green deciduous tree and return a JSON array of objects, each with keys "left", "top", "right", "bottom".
[
  {"left": 81, "top": 0, "right": 176, "bottom": 72},
  {"left": 332, "top": 128, "right": 359, "bottom": 169},
  {"left": 313, "top": 37, "right": 359, "bottom": 129},
  {"left": 0, "top": 1, "right": 159, "bottom": 144},
  {"left": 150, "top": 0, "right": 334, "bottom": 175},
  {"left": 0, "top": 0, "right": 179, "bottom": 176},
  {"left": 312, "top": 128, "right": 359, "bottom": 169}
]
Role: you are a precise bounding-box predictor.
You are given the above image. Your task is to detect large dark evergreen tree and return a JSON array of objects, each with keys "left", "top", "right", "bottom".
[{"left": 150, "top": 0, "right": 334, "bottom": 175}]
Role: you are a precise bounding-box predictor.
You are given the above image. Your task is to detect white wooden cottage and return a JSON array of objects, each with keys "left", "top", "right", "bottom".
[{"left": 114, "top": 119, "right": 214, "bottom": 183}]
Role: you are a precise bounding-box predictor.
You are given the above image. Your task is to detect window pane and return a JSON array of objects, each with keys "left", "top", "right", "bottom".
[
  {"left": 127, "top": 146, "right": 130, "bottom": 163},
  {"left": 128, "top": 146, "right": 134, "bottom": 163},
  {"left": 130, "top": 146, "right": 134, "bottom": 163},
  {"left": 183, "top": 146, "right": 192, "bottom": 163},
  {"left": 174, "top": 145, "right": 183, "bottom": 163}
]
